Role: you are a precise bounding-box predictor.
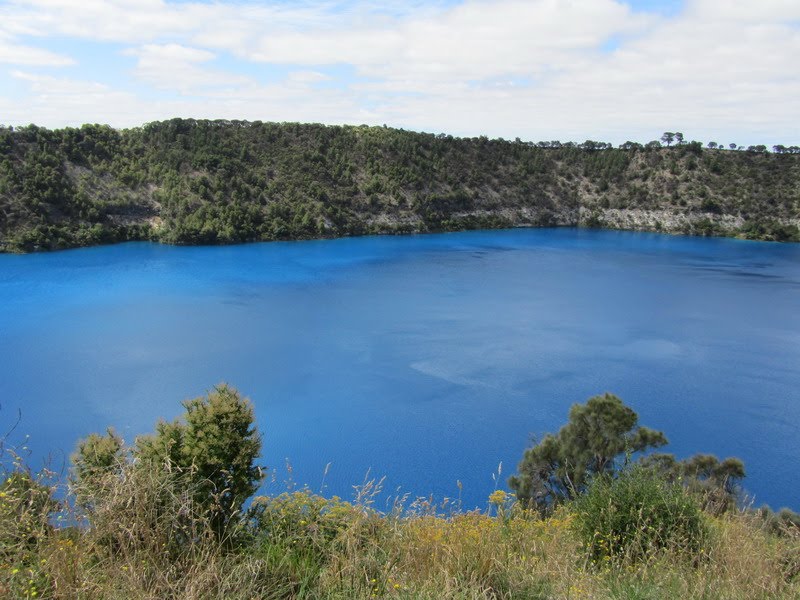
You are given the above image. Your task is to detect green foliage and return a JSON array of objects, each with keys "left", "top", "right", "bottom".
[
  {"left": 509, "top": 393, "right": 667, "bottom": 512},
  {"left": 247, "top": 491, "right": 379, "bottom": 596},
  {"left": 70, "top": 427, "right": 124, "bottom": 506},
  {"left": 0, "top": 470, "right": 58, "bottom": 549},
  {"left": 249, "top": 491, "right": 361, "bottom": 551},
  {"left": 135, "top": 383, "right": 263, "bottom": 536},
  {"left": 640, "top": 453, "right": 746, "bottom": 514},
  {"left": 574, "top": 465, "right": 706, "bottom": 564},
  {"left": 72, "top": 384, "right": 262, "bottom": 541},
  {"left": 740, "top": 219, "right": 800, "bottom": 242},
  {"left": 0, "top": 467, "right": 58, "bottom": 599},
  {"left": 757, "top": 506, "right": 800, "bottom": 537}
]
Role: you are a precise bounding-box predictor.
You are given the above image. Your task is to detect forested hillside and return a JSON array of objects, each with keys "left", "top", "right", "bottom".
[{"left": 1, "top": 119, "right": 798, "bottom": 252}]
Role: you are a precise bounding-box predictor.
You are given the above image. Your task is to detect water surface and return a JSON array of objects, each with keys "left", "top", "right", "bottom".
[{"left": 1, "top": 228, "right": 798, "bottom": 509}]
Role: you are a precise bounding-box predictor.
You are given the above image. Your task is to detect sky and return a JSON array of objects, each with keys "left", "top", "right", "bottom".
[{"left": 0, "top": 0, "right": 798, "bottom": 145}]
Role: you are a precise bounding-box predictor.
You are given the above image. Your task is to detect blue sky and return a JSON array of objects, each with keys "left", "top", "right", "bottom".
[{"left": 0, "top": 0, "right": 798, "bottom": 145}]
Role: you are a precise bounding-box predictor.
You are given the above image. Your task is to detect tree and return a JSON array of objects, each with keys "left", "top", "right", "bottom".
[
  {"left": 580, "top": 140, "right": 603, "bottom": 151},
  {"left": 661, "top": 132, "right": 675, "bottom": 147},
  {"left": 136, "top": 384, "right": 263, "bottom": 535},
  {"left": 639, "top": 453, "right": 745, "bottom": 514},
  {"left": 508, "top": 393, "right": 667, "bottom": 512},
  {"left": 685, "top": 140, "right": 703, "bottom": 155},
  {"left": 708, "top": 142, "right": 718, "bottom": 149},
  {"left": 675, "top": 132, "right": 684, "bottom": 145},
  {"left": 729, "top": 143, "right": 737, "bottom": 150}
]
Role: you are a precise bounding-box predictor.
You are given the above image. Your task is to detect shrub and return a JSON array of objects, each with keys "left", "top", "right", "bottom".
[
  {"left": 73, "top": 384, "right": 263, "bottom": 541},
  {"left": 757, "top": 506, "right": 800, "bottom": 538},
  {"left": 574, "top": 465, "right": 705, "bottom": 564},
  {"left": 74, "top": 456, "right": 217, "bottom": 563},
  {"left": 135, "top": 384, "right": 263, "bottom": 538},
  {"left": 640, "top": 452, "right": 745, "bottom": 515},
  {"left": 71, "top": 427, "right": 124, "bottom": 508},
  {"left": 246, "top": 490, "right": 389, "bottom": 597},
  {"left": 248, "top": 490, "right": 363, "bottom": 556}
]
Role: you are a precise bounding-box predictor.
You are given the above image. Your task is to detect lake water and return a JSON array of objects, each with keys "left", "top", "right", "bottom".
[{"left": 1, "top": 228, "right": 799, "bottom": 510}]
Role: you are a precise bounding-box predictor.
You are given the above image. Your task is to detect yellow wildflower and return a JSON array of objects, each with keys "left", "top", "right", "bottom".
[{"left": 488, "top": 489, "right": 507, "bottom": 506}]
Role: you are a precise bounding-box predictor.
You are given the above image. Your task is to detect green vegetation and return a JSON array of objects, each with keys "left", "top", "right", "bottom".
[
  {"left": 508, "top": 393, "right": 747, "bottom": 519},
  {"left": 2, "top": 385, "right": 799, "bottom": 598},
  {"left": 72, "top": 384, "right": 262, "bottom": 538},
  {"left": 508, "top": 393, "right": 667, "bottom": 511},
  {"left": 1, "top": 121, "right": 798, "bottom": 252},
  {"left": 639, "top": 453, "right": 746, "bottom": 515},
  {"left": 574, "top": 466, "right": 705, "bottom": 564}
]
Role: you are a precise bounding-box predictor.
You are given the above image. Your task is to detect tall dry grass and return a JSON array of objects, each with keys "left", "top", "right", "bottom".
[{"left": 2, "top": 446, "right": 799, "bottom": 599}]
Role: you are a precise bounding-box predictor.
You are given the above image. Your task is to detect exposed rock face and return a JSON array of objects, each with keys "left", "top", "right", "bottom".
[{"left": 580, "top": 208, "right": 798, "bottom": 236}]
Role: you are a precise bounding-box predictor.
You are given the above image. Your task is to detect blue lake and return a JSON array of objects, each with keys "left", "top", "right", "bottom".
[{"left": 1, "top": 228, "right": 799, "bottom": 510}]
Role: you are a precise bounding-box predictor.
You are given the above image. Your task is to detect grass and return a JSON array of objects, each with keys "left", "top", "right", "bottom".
[{"left": 2, "top": 452, "right": 799, "bottom": 600}]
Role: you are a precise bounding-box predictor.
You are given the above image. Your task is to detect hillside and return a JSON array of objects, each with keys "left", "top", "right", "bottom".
[{"left": 1, "top": 120, "right": 799, "bottom": 252}]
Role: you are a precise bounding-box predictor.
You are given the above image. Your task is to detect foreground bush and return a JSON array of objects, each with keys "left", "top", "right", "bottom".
[
  {"left": 574, "top": 466, "right": 706, "bottom": 564},
  {"left": 73, "top": 384, "right": 263, "bottom": 540}
]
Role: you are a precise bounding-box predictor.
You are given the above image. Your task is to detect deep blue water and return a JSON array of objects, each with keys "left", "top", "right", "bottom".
[{"left": 1, "top": 228, "right": 799, "bottom": 510}]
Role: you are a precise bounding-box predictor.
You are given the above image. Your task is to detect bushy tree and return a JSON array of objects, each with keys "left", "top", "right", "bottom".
[
  {"left": 73, "top": 384, "right": 263, "bottom": 537},
  {"left": 639, "top": 452, "right": 745, "bottom": 514},
  {"left": 136, "top": 384, "right": 263, "bottom": 535},
  {"left": 509, "top": 393, "right": 667, "bottom": 512}
]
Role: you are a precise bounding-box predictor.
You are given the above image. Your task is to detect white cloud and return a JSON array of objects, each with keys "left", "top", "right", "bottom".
[
  {"left": 11, "top": 69, "right": 108, "bottom": 94},
  {"left": 287, "top": 70, "right": 332, "bottom": 83},
  {"left": 248, "top": 0, "right": 652, "bottom": 84},
  {"left": 0, "top": 32, "right": 74, "bottom": 66},
  {"left": 6, "top": 71, "right": 152, "bottom": 126},
  {"left": 1, "top": 0, "right": 200, "bottom": 43},
  {"left": 685, "top": 0, "right": 800, "bottom": 22},
  {"left": 0, "top": 0, "right": 797, "bottom": 145},
  {"left": 124, "top": 43, "right": 251, "bottom": 93},
  {"left": 0, "top": 0, "right": 321, "bottom": 44}
]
